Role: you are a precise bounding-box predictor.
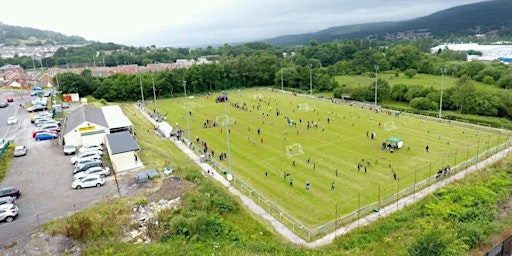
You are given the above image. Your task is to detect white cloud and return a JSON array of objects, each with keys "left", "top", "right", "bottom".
[{"left": 1, "top": 0, "right": 485, "bottom": 47}]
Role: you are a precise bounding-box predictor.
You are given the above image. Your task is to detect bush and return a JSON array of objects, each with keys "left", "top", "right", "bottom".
[{"left": 410, "top": 97, "right": 437, "bottom": 110}]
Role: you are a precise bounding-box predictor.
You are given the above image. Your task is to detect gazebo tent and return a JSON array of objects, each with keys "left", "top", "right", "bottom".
[{"left": 386, "top": 137, "right": 403, "bottom": 149}]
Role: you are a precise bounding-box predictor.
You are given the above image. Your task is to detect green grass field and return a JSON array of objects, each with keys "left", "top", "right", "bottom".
[
  {"left": 334, "top": 72, "right": 487, "bottom": 90},
  {"left": 146, "top": 88, "right": 508, "bottom": 227}
]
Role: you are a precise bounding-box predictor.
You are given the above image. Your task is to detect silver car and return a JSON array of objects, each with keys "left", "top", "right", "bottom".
[
  {"left": 13, "top": 145, "right": 27, "bottom": 157},
  {"left": 0, "top": 203, "right": 18, "bottom": 223}
]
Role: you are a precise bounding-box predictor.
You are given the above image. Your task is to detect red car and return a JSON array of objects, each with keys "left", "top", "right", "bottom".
[
  {"left": 6, "top": 97, "right": 13, "bottom": 102},
  {"left": 32, "top": 129, "right": 59, "bottom": 138}
]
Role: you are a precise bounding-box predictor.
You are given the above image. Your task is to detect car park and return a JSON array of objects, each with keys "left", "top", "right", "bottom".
[
  {"left": 13, "top": 145, "right": 27, "bottom": 157},
  {"left": 73, "top": 160, "right": 104, "bottom": 175},
  {"left": 7, "top": 116, "right": 18, "bottom": 125},
  {"left": 72, "top": 174, "right": 105, "bottom": 189},
  {"left": 0, "top": 101, "right": 8, "bottom": 108},
  {"left": 73, "top": 166, "right": 110, "bottom": 180},
  {"left": 0, "top": 186, "right": 21, "bottom": 199},
  {"left": 70, "top": 151, "right": 101, "bottom": 165},
  {"left": 34, "top": 132, "right": 58, "bottom": 141},
  {"left": 64, "top": 144, "right": 76, "bottom": 155},
  {"left": 0, "top": 203, "right": 18, "bottom": 223}
]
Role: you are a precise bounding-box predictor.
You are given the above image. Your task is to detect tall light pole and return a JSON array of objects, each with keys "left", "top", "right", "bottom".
[
  {"left": 184, "top": 80, "right": 191, "bottom": 145},
  {"left": 374, "top": 65, "right": 379, "bottom": 109},
  {"left": 309, "top": 64, "right": 313, "bottom": 98},
  {"left": 139, "top": 74, "right": 145, "bottom": 105},
  {"left": 223, "top": 91, "right": 233, "bottom": 177},
  {"left": 151, "top": 74, "right": 157, "bottom": 115},
  {"left": 439, "top": 67, "right": 446, "bottom": 121},
  {"left": 281, "top": 60, "right": 284, "bottom": 93}
]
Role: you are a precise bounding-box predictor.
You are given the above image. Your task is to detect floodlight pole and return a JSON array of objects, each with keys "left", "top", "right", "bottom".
[
  {"left": 152, "top": 74, "right": 157, "bottom": 114},
  {"left": 223, "top": 91, "right": 233, "bottom": 176},
  {"left": 439, "top": 67, "right": 446, "bottom": 121},
  {"left": 281, "top": 60, "right": 284, "bottom": 93},
  {"left": 374, "top": 64, "right": 379, "bottom": 109},
  {"left": 184, "top": 80, "right": 191, "bottom": 145},
  {"left": 139, "top": 74, "right": 144, "bottom": 105},
  {"left": 309, "top": 64, "right": 313, "bottom": 98}
]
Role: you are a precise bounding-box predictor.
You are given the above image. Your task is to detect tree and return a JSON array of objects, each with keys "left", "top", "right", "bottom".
[
  {"left": 404, "top": 68, "right": 417, "bottom": 78},
  {"left": 450, "top": 75, "right": 476, "bottom": 114},
  {"left": 391, "top": 84, "right": 408, "bottom": 102},
  {"left": 497, "top": 74, "right": 512, "bottom": 89}
]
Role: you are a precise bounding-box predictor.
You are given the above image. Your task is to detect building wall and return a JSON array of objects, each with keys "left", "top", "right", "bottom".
[
  {"left": 63, "top": 122, "right": 108, "bottom": 147},
  {"left": 109, "top": 151, "right": 141, "bottom": 173}
]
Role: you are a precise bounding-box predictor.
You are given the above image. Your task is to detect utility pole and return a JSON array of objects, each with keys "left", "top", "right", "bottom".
[
  {"left": 309, "top": 64, "right": 312, "bottom": 98},
  {"left": 374, "top": 64, "right": 379, "bottom": 109},
  {"left": 439, "top": 67, "right": 446, "bottom": 120}
]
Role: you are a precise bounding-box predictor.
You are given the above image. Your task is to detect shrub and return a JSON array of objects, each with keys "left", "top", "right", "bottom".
[{"left": 410, "top": 97, "right": 437, "bottom": 110}]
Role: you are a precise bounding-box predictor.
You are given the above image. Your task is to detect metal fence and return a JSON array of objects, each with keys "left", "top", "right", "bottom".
[
  {"left": 487, "top": 235, "right": 512, "bottom": 256},
  {"left": 204, "top": 133, "right": 511, "bottom": 241}
]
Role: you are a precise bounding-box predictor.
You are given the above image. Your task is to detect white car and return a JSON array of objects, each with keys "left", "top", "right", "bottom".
[
  {"left": 72, "top": 174, "right": 105, "bottom": 189},
  {"left": 70, "top": 151, "right": 101, "bottom": 165},
  {"left": 73, "top": 166, "right": 111, "bottom": 180},
  {"left": 7, "top": 116, "right": 18, "bottom": 125},
  {"left": 0, "top": 203, "right": 18, "bottom": 223},
  {"left": 63, "top": 144, "right": 76, "bottom": 155},
  {"left": 79, "top": 145, "right": 103, "bottom": 154},
  {"left": 73, "top": 156, "right": 98, "bottom": 167}
]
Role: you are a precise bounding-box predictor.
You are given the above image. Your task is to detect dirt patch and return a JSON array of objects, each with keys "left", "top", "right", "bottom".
[{"left": 146, "top": 176, "right": 193, "bottom": 202}]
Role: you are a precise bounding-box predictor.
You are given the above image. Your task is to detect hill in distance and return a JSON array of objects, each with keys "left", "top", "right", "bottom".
[
  {"left": 0, "top": 22, "right": 88, "bottom": 46},
  {"left": 262, "top": 0, "right": 512, "bottom": 46}
]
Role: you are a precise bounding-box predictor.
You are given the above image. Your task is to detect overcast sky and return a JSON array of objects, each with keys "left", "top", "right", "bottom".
[{"left": 2, "top": 0, "right": 485, "bottom": 47}]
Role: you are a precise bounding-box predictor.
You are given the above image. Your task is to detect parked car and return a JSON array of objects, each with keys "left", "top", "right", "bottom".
[
  {"left": 34, "top": 132, "right": 58, "bottom": 141},
  {"left": 62, "top": 102, "right": 69, "bottom": 108},
  {"left": 73, "top": 160, "right": 104, "bottom": 175},
  {"left": 0, "top": 101, "right": 8, "bottom": 108},
  {"left": 13, "top": 145, "right": 27, "bottom": 157},
  {"left": 0, "top": 196, "right": 15, "bottom": 207},
  {"left": 39, "top": 123, "right": 60, "bottom": 132},
  {"left": 32, "top": 129, "right": 59, "bottom": 138},
  {"left": 63, "top": 144, "right": 76, "bottom": 155},
  {"left": 6, "top": 96, "right": 14, "bottom": 103},
  {"left": 70, "top": 151, "right": 101, "bottom": 165},
  {"left": 73, "top": 157, "right": 98, "bottom": 167},
  {"left": 26, "top": 105, "right": 46, "bottom": 112},
  {"left": 7, "top": 116, "right": 18, "bottom": 125},
  {"left": 72, "top": 174, "right": 105, "bottom": 189},
  {"left": 0, "top": 203, "right": 18, "bottom": 223},
  {"left": 0, "top": 186, "right": 21, "bottom": 199},
  {"left": 73, "top": 166, "right": 111, "bottom": 180},
  {"left": 35, "top": 120, "right": 60, "bottom": 128},
  {"left": 79, "top": 145, "right": 103, "bottom": 154}
]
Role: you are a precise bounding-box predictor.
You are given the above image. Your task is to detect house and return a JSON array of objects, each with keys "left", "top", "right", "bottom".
[
  {"left": 63, "top": 105, "right": 109, "bottom": 147},
  {"left": 26, "top": 72, "right": 54, "bottom": 87},
  {"left": 104, "top": 131, "right": 143, "bottom": 173}
]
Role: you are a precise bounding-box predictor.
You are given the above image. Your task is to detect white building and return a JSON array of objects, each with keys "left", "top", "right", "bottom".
[
  {"left": 105, "top": 131, "right": 142, "bottom": 173},
  {"left": 431, "top": 43, "right": 512, "bottom": 63}
]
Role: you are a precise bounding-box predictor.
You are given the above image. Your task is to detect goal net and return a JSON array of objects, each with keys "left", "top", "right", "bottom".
[
  {"left": 298, "top": 103, "right": 309, "bottom": 111},
  {"left": 253, "top": 94, "right": 263, "bottom": 100},
  {"left": 216, "top": 115, "right": 235, "bottom": 126},
  {"left": 384, "top": 121, "right": 398, "bottom": 131},
  {"left": 286, "top": 143, "right": 304, "bottom": 157}
]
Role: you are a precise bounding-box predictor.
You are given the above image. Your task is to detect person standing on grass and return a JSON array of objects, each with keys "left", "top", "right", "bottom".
[
  {"left": 292, "top": 160, "right": 296, "bottom": 167},
  {"left": 425, "top": 145, "right": 429, "bottom": 152},
  {"left": 331, "top": 181, "right": 335, "bottom": 190},
  {"left": 306, "top": 181, "right": 310, "bottom": 191},
  {"left": 393, "top": 170, "right": 397, "bottom": 180}
]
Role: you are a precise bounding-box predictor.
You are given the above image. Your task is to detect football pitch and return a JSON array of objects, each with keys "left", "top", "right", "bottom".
[{"left": 151, "top": 88, "right": 509, "bottom": 227}]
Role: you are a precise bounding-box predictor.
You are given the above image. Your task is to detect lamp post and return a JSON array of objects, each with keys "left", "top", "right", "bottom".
[
  {"left": 184, "top": 80, "right": 191, "bottom": 145},
  {"left": 309, "top": 64, "right": 312, "bottom": 98},
  {"left": 374, "top": 65, "right": 379, "bottom": 109},
  {"left": 439, "top": 67, "right": 446, "bottom": 121},
  {"left": 281, "top": 60, "right": 284, "bottom": 93},
  {"left": 223, "top": 91, "right": 233, "bottom": 176}
]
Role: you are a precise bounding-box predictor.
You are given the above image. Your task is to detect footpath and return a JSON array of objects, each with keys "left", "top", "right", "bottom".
[{"left": 136, "top": 104, "right": 511, "bottom": 248}]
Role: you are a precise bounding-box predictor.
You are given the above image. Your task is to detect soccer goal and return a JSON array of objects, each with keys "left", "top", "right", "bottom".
[
  {"left": 253, "top": 94, "right": 263, "bottom": 100},
  {"left": 216, "top": 115, "right": 235, "bottom": 126},
  {"left": 184, "top": 102, "right": 199, "bottom": 108},
  {"left": 298, "top": 103, "right": 309, "bottom": 111},
  {"left": 384, "top": 121, "right": 398, "bottom": 131},
  {"left": 286, "top": 143, "right": 304, "bottom": 157}
]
